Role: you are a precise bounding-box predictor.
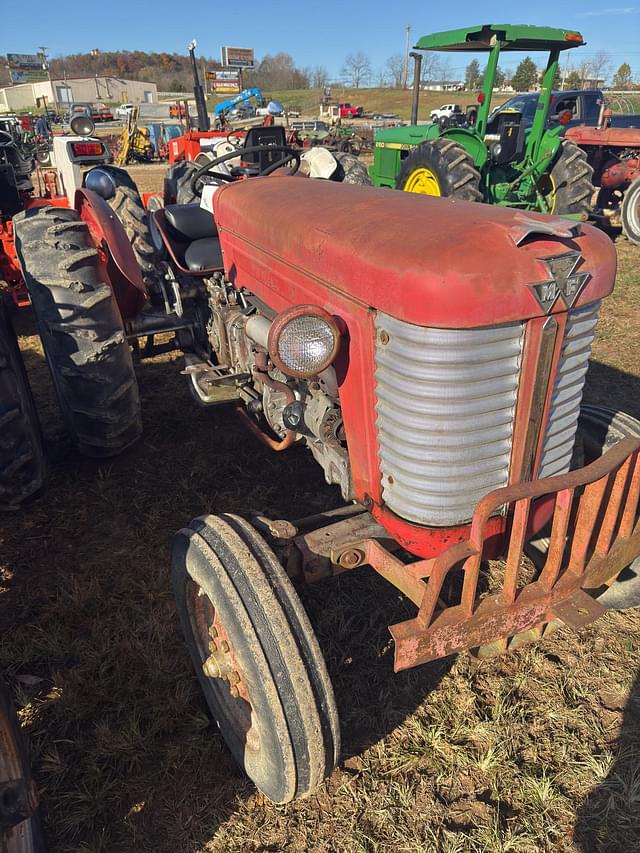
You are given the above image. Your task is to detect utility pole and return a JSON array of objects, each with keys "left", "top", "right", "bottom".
[
  {"left": 188, "top": 39, "right": 210, "bottom": 131},
  {"left": 38, "top": 46, "right": 53, "bottom": 110},
  {"left": 401, "top": 25, "right": 411, "bottom": 89}
]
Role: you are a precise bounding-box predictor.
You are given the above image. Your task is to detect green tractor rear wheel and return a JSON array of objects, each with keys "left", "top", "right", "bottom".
[
  {"left": 539, "top": 139, "right": 594, "bottom": 216},
  {"left": 396, "top": 137, "right": 482, "bottom": 202}
]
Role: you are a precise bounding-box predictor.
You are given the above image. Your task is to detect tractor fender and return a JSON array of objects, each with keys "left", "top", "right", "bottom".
[
  {"left": 440, "top": 127, "right": 489, "bottom": 169},
  {"left": 74, "top": 188, "right": 147, "bottom": 319},
  {"left": 531, "top": 127, "right": 564, "bottom": 171}
]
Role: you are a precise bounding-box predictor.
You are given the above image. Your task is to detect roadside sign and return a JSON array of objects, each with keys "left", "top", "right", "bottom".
[
  {"left": 10, "top": 69, "right": 48, "bottom": 83},
  {"left": 6, "top": 52, "right": 48, "bottom": 83},
  {"left": 220, "top": 47, "right": 254, "bottom": 69},
  {"left": 207, "top": 69, "right": 242, "bottom": 94}
]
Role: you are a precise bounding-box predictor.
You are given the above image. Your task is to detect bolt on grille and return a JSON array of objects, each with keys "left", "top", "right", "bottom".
[
  {"left": 538, "top": 301, "right": 601, "bottom": 479},
  {"left": 374, "top": 315, "right": 524, "bottom": 526}
]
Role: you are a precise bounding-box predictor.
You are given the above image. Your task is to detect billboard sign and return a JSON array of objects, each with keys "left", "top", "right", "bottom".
[
  {"left": 6, "top": 52, "right": 48, "bottom": 83},
  {"left": 207, "top": 70, "right": 242, "bottom": 94},
  {"left": 10, "top": 69, "right": 48, "bottom": 83},
  {"left": 220, "top": 46, "right": 255, "bottom": 68},
  {"left": 7, "top": 53, "right": 43, "bottom": 69}
]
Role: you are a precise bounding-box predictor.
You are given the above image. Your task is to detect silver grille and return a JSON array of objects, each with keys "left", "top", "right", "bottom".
[
  {"left": 538, "top": 301, "right": 601, "bottom": 479},
  {"left": 374, "top": 315, "right": 524, "bottom": 526}
]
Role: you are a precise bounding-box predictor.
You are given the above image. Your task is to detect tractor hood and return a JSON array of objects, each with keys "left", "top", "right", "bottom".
[{"left": 213, "top": 177, "right": 615, "bottom": 328}]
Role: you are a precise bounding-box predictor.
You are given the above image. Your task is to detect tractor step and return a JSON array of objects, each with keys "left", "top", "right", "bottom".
[{"left": 182, "top": 361, "right": 248, "bottom": 405}]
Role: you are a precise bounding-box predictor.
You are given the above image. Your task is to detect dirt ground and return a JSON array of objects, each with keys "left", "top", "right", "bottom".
[{"left": 1, "top": 171, "right": 640, "bottom": 852}]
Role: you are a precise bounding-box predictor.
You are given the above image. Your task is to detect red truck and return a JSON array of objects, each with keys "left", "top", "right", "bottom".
[{"left": 339, "top": 102, "right": 363, "bottom": 118}]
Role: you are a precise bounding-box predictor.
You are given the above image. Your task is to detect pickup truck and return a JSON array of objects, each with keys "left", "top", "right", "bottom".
[
  {"left": 487, "top": 89, "right": 640, "bottom": 132},
  {"left": 430, "top": 104, "right": 463, "bottom": 122},
  {"left": 339, "top": 103, "right": 363, "bottom": 118}
]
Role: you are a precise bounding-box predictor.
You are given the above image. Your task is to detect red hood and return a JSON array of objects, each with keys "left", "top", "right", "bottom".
[{"left": 214, "top": 177, "right": 615, "bottom": 327}]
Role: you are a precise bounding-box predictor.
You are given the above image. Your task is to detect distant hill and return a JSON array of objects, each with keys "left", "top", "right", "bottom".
[{"left": 0, "top": 50, "right": 222, "bottom": 91}]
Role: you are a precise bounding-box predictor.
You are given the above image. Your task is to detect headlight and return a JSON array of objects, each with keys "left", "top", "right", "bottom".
[{"left": 268, "top": 306, "right": 340, "bottom": 378}]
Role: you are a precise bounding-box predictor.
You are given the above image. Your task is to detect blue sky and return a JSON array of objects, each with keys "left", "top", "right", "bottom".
[{"left": 2, "top": 1, "right": 639, "bottom": 80}]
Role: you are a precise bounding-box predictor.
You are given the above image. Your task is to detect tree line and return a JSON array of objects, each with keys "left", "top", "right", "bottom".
[{"left": 2, "top": 48, "right": 636, "bottom": 93}]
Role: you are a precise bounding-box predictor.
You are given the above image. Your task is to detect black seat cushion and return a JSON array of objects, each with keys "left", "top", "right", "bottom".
[
  {"left": 164, "top": 203, "right": 217, "bottom": 241},
  {"left": 184, "top": 237, "right": 224, "bottom": 271}
]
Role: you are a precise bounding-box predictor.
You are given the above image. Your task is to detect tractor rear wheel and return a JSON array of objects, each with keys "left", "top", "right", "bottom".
[
  {"left": 14, "top": 206, "right": 142, "bottom": 458},
  {"left": 0, "top": 301, "right": 46, "bottom": 510},
  {"left": 621, "top": 175, "right": 640, "bottom": 245},
  {"left": 108, "top": 185, "right": 160, "bottom": 291},
  {"left": 540, "top": 139, "right": 594, "bottom": 217},
  {"left": 165, "top": 161, "right": 199, "bottom": 206},
  {"left": 396, "top": 137, "right": 483, "bottom": 201},
  {"left": 333, "top": 151, "right": 372, "bottom": 185},
  {"left": 172, "top": 513, "right": 340, "bottom": 803},
  {"left": 85, "top": 165, "right": 160, "bottom": 292},
  {"left": 0, "top": 680, "right": 46, "bottom": 852}
]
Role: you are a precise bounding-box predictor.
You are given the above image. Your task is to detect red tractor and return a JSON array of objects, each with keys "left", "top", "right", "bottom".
[
  {"left": 566, "top": 121, "right": 640, "bottom": 244},
  {"left": 9, "top": 146, "right": 640, "bottom": 804}
]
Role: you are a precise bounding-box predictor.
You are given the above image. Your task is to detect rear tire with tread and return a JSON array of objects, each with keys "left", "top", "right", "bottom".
[
  {"left": 107, "top": 185, "right": 160, "bottom": 291},
  {"left": 396, "top": 136, "right": 483, "bottom": 201},
  {"left": 0, "top": 301, "right": 46, "bottom": 509},
  {"left": 333, "top": 151, "right": 372, "bottom": 185},
  {"left": 14, "top": 206, "right": 142, "bottom": 458},
  {"left": 544, "top": 139, "right": 594, "bottom": 216}
]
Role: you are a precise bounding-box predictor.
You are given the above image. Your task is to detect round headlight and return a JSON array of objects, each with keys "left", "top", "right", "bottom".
[{"left": 268, "top": 306, "right": 340, "bottom": 378}]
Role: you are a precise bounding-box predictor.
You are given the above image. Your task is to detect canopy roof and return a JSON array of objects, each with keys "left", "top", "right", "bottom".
[{"left": 415, "top": 24, "right": 585, "bottom": 52}]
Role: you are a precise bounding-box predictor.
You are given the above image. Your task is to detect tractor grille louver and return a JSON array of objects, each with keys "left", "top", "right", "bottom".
[
  {"left": 374, "top": 315, "right": 524, "bottom": 527},
  {"left": 538, "top": 301, "right": 601, "bottom": 479}
]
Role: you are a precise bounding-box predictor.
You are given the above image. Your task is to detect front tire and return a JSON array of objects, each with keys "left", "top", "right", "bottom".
[
  {"left": 542, "top": 139, "right": 594, "bottom": 217},
  {"left": 14, "top": 206, "right": 142, "bottom": 458},
  {"left": 172, "top": 513, "right": 340, "bottom": 803},
  {"left": 396, "top": 137, "right": 483, "bottom": 201},
  {"left": 621, "top": 175, "right": 640, "bottom": 245},
  {"left": 0, "top": 301, "right": 46, "bottom": 509}
]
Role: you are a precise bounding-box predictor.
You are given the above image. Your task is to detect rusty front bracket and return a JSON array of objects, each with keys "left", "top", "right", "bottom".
[{"left": 265, "top": 439, "right": 640, "bottom": 672}]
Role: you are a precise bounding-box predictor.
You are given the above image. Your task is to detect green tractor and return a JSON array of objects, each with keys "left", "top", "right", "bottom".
[{"left": 370, "top": 24, "right": 594, "bottom": 216}]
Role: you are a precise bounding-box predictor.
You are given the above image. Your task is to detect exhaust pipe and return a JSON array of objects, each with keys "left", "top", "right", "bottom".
[{"left": 410, "top": 52, "right": 422, "bottom": 125}]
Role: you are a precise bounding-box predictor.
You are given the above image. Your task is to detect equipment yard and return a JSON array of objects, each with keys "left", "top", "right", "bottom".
[
  {"left": 3, "top": 18, "right": 640, "bottom": 853},
  {"left": 0, "top": 226, "right": 638, "bottom": 850}
]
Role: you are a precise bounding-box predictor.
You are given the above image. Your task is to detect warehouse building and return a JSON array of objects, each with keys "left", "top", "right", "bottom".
[{"left": 0, "top": 76, "right": 157, "bottom": 112}]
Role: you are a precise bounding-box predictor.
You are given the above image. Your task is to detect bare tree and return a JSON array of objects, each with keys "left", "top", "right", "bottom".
[
  {"left": 377, "top": 67, "right": 390, "bottom": 87},
  {"left": 386, "top": 54, "right": 404, "bottom": 88},
  {"left": 420, "top": 52, "right": 441, "bottom": 85},
  {"left": 341, "top": 52, "right": 372, "bottom": 88},
  {"left": 589, "top": 50, "right": 612, "bottom": 87},
  {"left": 434, "top": 56, "right": 455, "bottom": 87},
  {"left": 311, "top": 65, "right": 330, "bottom": 89}
]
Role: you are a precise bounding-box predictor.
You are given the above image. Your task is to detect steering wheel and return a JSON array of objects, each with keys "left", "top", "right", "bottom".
[{"left": 189, "top": 144, "right": 301, "bottom": 196}]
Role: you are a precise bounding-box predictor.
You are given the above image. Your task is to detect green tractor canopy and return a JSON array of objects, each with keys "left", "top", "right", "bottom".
[{"left": 370, "top": 23, "right": 594, "bottom": 217}]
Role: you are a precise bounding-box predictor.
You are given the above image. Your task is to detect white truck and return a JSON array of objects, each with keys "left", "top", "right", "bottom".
[{"left": 429, "top": 103, "right": 463, "bottom": 123}]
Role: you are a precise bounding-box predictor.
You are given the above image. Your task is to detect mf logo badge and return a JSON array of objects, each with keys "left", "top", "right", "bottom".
[{"left": 529, "top": 251, "right": 591, "bottom": 313}]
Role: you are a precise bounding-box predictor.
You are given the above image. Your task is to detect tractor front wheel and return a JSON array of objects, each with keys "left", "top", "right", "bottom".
[
  {"left": 621, "top": 175, "right": 640, "bottom": 245},
  {"left": 14, "top": 206, "right": 142, "bottom": 458},
  {"left": 540, "top": 139, "right": 594, "bottom": 217},
  {"left": 396, "top": 137, "right": 482, "bottom": 201},
  {"left": 172, "top": 513, "right": 340, "bottom": 803}
]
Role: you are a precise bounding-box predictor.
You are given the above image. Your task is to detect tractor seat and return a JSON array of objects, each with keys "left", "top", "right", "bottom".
[
  {"left": 164, "top": 203, "right": 217, "bottom": 240},
  {"left": 184, "top": 238, "right": 223, "bottom": 271},
  {"left": 157, "top": 203, "right": 223, "bottom": 274}
]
